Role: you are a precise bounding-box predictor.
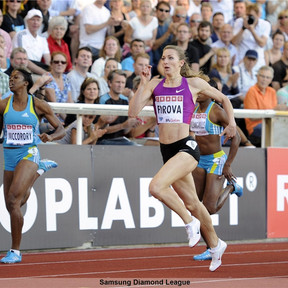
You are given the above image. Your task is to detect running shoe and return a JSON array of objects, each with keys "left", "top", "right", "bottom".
[
  {"left": 1, "top": 251, "right": 22, "bottom": 264},
  {"left": 209, "top": 239, "right": 227, "bottom": 272},
  {"left": 38, "top": 159, "right": 58, "bottom": 173},
  {"left": 229, "top": 180, "right": 243, "bottom": 197},
  {"left": 193, "top": 249, "right": 212, "bottom": 261},
  {"left": 185, "top": 217, "right": 201, "bottom": 248}
]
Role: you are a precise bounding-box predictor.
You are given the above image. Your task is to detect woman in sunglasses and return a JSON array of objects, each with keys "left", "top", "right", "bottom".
[{"left": 44, "top": 51, "right": 73, "bottom": 124}]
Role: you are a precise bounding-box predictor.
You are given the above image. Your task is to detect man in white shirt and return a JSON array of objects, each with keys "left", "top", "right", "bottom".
[{"left": 12, "top": 9, "right": 50, "bottom": 75}]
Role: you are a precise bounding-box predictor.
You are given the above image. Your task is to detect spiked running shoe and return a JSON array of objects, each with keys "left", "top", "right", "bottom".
[
  {"left": 193, "top": 249, "right": 212, "bottom": 261},
  {"left": 229, "top": 180, "right": 243, "bottom": 197},
  {"left": 39, "top": 159, "right": 58, "bottom": 173},
  {"left": 209, "top": 239, "right": 227, "bottom": 272},
  {"left": 1, "top": 251, "right": 22, "bottom": 264},
  {"left": 185, "top": 217, "right": 201, "bottom": 248}
]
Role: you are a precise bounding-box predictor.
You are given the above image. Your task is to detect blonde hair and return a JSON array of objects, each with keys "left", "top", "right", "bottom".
[
  {"left": 163, "top": 45, "right": 209, "bottom": 81},
  {"left": 212, "top": 47, "right": 232, "bottom": 74}
]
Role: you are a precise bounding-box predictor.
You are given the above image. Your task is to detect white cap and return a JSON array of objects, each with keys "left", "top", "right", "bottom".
[{"left": 25, "top": 9, "right": 43, "bottom": 20}]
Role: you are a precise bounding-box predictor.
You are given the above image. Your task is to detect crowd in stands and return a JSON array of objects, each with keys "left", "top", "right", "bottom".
[{"left": 0, "top": 0, "right": 288, "bottom": 147}]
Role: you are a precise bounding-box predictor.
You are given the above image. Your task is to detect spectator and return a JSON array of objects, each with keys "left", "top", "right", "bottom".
[
  {"left": 190, "top": 21, "right": 214, "bottom": 75},
  {"left": 64, "top": 77, "right": 101, "bottom": 127},
  {"left": 98, "top": 69, "right": 140, "bottom": 145},
  {"left": 67, "top": 46, "right": 95, "bottom": 102},
  {"left": 128, "top": 0, "right": 141, "bottom": 19},
  {"left": 12, "top": 9, "right": 51, "bottom": 74},
  {"left": 271, "top": 41, "right": 288, "bottom": 91},
  {"left": 171, "top": 5, "right": 187, "bottom": 27},
  {"left": 228, "top": 0, "right": 247, "bottom": 28},
  {"left": 126, "top": 52, "right": 150, "bottom": 89},
  {"left": 0, "top": 9, "right": 12, "bottom": 58},
  {"left": 44, "top": 51, "right": 73, "bottom": 123},
  {"left": 275, "top": 9, "right": 288, "bottom": 35},
  {"left": 209, "top": 0, "right": 234, "bottom": 24},
  {"left": 57, "top": 114, "right": 107, "bottom": 144},
  {"left": 208, "top": 47, "right": 240, "bottom": 103},
  {"left": 211, "top": 12, "right": 225, "bottom": 43},
  {"left": 1, "top": 0, "right": 25, "bottom": 39},
  {"left": 264, "top": 31, "right": 285, "bottom": 67},
  {"left": 171, "top": 23, "right": 199, "bottom": 71},
  {"left": 91, "top": 58, "right": 115, "bottom": 97},
  {"left": 34, "top": 0, "right": 52, "bottom": 37},
  {"left": 232, "top": 3, "right": 271, "bottom": 71},
  {"left": 233, "top": 49, "right": 258, "bottom": 103},
  {"left": 177, "top": 0, "right": 191, "bottom": 18},
  {"left": 124, "top": 0, "right": 158, "bottom": 61},
  {"left": 212, "top": 23, "right": 239, "bottom": 66},
  {"left": 109, "top": 0, "right": 130, "bottom": 47},
  {"left": 47, "top": 15, "right": 72, "bottom": 72},
  {"left": 244, "top": 65, "right": 286, "bottom": 147},
  {"left": 91, "top": 35, "right": 122, "bottom": 78},
  {"left": 121, "top": 38, "right": 145, "bottom": 77},
  {"left": 200, "top": 2, "right": 213, "bottom": 22},
  {"left": 266, "top": 0, "right": 288, "bottom": 34},
  {"left": 79, "top": 0, "right": 118, "bottom": 60},
  {"left": 188, "top": 12, "right": 202, "bottom": 40},
  {"left": 152, "top": 1, "right": 174, "bottom": 75}
]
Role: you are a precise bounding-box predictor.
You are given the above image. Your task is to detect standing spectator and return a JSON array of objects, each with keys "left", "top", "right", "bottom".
[
  {"left": 79, "top": 0, "right": 118, "bottom": 60},
  {"left": 228, "top": 0, "right": 247, "bottom": 28},
  {"left": 12, "top": 9, "right": 50, "bottom": 74},
  {"left": 211, "top": 12, "right": 225, "bottom": 43},
  {"left": 212, "top": 24, "right": 239, "bottom": 66},
  {"left": 67, "top": 46, "right": 95, "bottom": 102},
  {"left": 0, "top": 9, "right": 12, "bottom": 59},
  {"left": 47, "top": 16, "right": 72, "bottom": 72},
  {"left": 109, "top": 0, "right": 130, "bottom": 47},
  {"left": 264, "top": 31, "right": 285, "bottom": 67},
  {"left": 121, "top": 38, "right": 145, "bottom": 77},
  {"left": 189, "top": 12, "right": 202, "bottom": 40},
  {"left": 200, "top": 2, "right": 213, "bottom": 22},
  {"left": 190, "top": 21, "right": 214, "bottom": 75},
  {"left": 98, "top": 69, "right": 140, "bottom": 145},
  {"left": 244, "top": 66, "right": 285, "bottom": 147},
  {"left": 90, "top": 35, "right": 122, "bottom": 78},
  {"left": 1, "top": 0, "right": 25, "bottom": 39},
  {"left": 232, "top": 3, "right": 271, "bottom": 71},
  {"left": 271, "top": 41, "right": 288, "bottom": 91},
  {"left": 124, "top": 0, "right": 158, "bottom": 62},
  {"left": 171, "top": 23, "right": 199, "bottom": 71}
]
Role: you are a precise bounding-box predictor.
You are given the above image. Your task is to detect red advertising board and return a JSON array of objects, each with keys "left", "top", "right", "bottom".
[{"left": 267, "top": 148, "right": 288, "bottom": 238}]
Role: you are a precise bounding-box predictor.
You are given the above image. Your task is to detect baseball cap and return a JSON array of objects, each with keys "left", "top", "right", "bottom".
[
  {"left": 25, "top": 9, "right": 43, "bottom": 20},
  {"left": 245, "top": 50, "right": 258, "bottom": 59}
]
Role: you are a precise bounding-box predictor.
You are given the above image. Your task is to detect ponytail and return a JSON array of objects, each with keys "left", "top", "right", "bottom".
[{"left": 180, "top": 62, "right": 210, "bottom": 82}]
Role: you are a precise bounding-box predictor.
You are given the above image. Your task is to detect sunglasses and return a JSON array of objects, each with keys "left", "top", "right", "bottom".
[
  {"left": 52, "top": 60, "right": 67, "bottom": 65},
  {"left": 279, "top": 16, "right": 288, "bottom": 20},
  {"left": 176, "top": 14, "right": 186, "bottom": 19},
  {"left": 158, "top": 8, "right": 170, "bottom": 13},
  {"left": 190, "top": 20, "right": 201, "bottom": 23}
]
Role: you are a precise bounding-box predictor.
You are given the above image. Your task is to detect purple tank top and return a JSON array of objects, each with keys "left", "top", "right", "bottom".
[{"left": 152, "top": 77, "right": 195, "bottom": 124}]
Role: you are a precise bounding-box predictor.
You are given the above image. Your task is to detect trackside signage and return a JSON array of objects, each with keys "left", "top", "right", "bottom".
[
  {"left": 0, "top": 146, "right": 266, "bottom": 250},
  {"left": 267, "top": 148, "right": 288, "bottom": 238}
]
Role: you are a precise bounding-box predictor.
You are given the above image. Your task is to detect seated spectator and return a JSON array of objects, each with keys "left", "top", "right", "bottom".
[
  {"left": 98, "top": 57, "right": 120, "bottom": 97},
  {"left": 91, "top": 35, "right": 122, "bottom": 78},
  {"left": 57, "top": 114, "right": 107, "bottom": 145},
  {"left": 121, "top": 38, "right": 145, "bottom": 77},
  {"left": 65, "top": 77, "right": 101, "bottom": 127},
  {"left": 12, "top": 9, "right": 50, "bottom": 74},
  {"left": 264, "top": 31, "right": 285, "bottom": 67},
  {"left": 208, "top": 47, "right": 240, "bottom": 105},
  {"left": 98, "top": 69, "right": 140, "bottom": 145},
  {"left": 44, "top": 51, "right": 73, "bottom": 123},
  {"left": 1, "top": 0, "right": 25, "bottom": 39},
  {"left": 0, "top": 9, "right": 12, "bottom": 58},
  {"left": 67, "top": 46, "right": 95, "bottom": 102},
  {"left": 244, "top": 66, "right": 286, "bottom": 147},
  {"left": 272, "top": 41, "right": 288, "bottom": 91},
  {"left": 47, "top": 16, "right": 72, "bottom": 72},
  {"left": 200, "top": 2, "right": 213, "bottom": 22}
]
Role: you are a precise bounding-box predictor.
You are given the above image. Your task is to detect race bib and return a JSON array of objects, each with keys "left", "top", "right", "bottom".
[{"left": 6, "top": 124, "right": 33, "bottom": 145}]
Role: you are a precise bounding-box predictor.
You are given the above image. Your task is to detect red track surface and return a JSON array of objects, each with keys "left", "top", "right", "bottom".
[{"left": 0, "top": 241, "right": 287, "bottom": 288}]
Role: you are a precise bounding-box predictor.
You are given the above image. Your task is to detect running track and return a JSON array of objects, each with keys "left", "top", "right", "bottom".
[{"left": 0, "top": 241, "right": 287, "bottom": 288}]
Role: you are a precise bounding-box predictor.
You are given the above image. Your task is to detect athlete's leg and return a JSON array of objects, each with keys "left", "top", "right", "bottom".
[{"left": 192, "top": 167, "right": 206, "bottom": 201}]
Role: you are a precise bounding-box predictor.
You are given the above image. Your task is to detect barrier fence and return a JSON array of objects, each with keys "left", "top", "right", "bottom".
[{"left": 49, "top": 103, "right": 288, "bottom": 147}]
